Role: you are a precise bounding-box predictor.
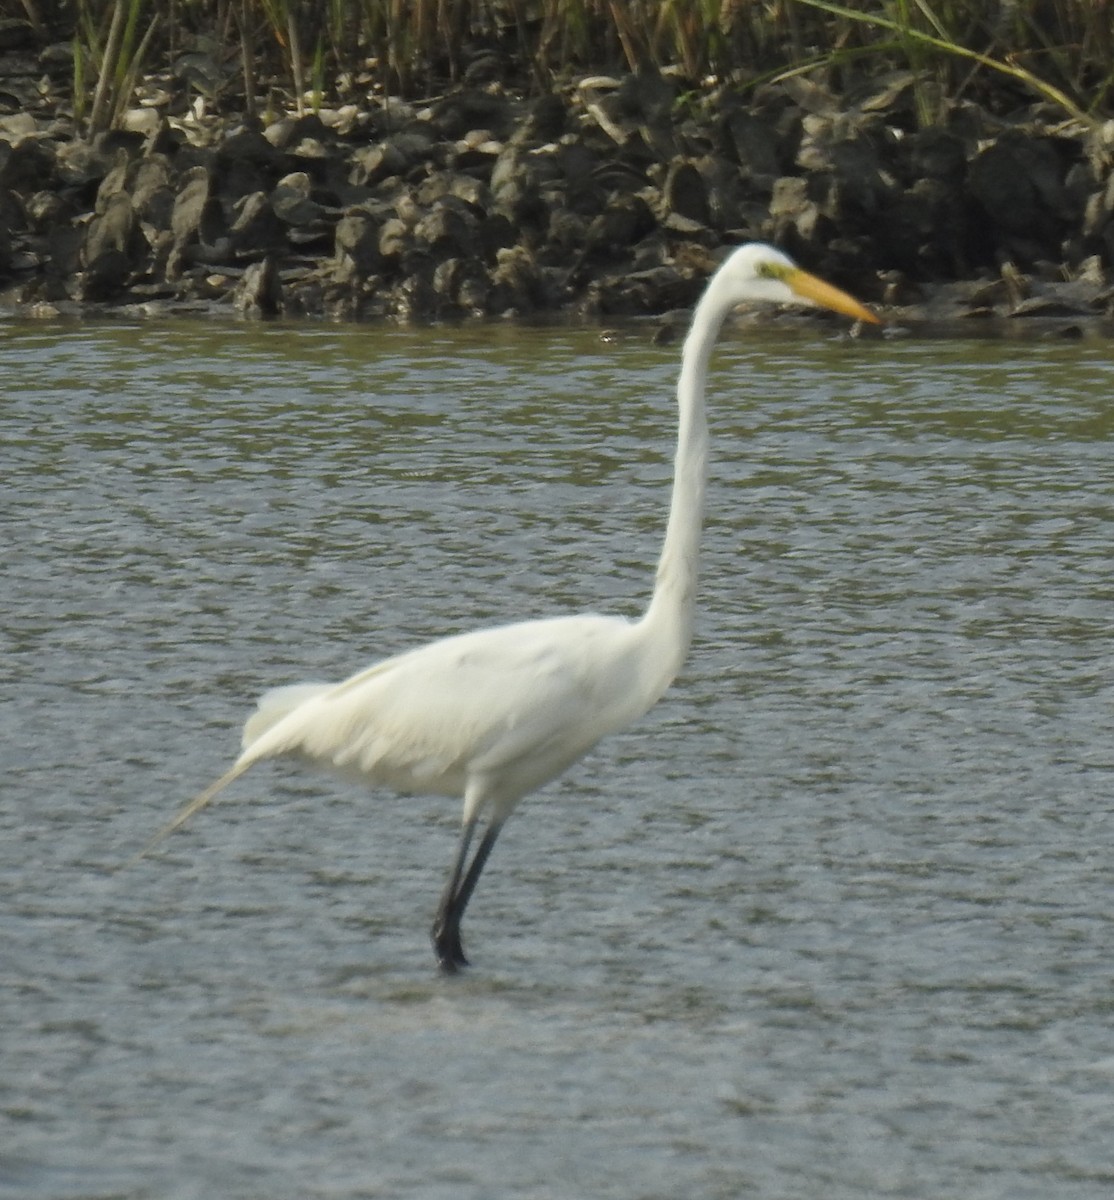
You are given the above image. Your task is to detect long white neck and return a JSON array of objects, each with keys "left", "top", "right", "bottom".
[{"left": 637, "top": 269, "right": 738, "bottom": 696}]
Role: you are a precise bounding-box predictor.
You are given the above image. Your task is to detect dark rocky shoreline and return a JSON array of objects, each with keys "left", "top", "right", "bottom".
[{"left": 3, "top": 45, "right": 1114, "bottom": 333}]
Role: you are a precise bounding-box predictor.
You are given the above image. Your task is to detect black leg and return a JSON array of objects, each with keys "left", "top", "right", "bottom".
[
  {"left": 451, "top": 820, "right": 502, "bottom": 924},
  {"left": 430, "top": 817, "right": 504, "bottom": 974},
  {"left": 431, "top": 817, "right": 476, "bottom": 972}
]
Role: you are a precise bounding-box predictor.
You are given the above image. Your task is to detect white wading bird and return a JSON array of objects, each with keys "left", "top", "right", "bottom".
[{"left": 133, "top": 243, "right": 878, "bottom": 972}]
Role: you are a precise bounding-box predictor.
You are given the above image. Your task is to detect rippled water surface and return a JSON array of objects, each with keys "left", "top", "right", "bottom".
[{"left": 3, "top": 316, "right": 1113, "bottom": 1199}]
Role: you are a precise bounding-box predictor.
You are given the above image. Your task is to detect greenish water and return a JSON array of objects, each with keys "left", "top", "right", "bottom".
[{"left": 2, "top": 317, "right": 1112, "bottom": 1199}]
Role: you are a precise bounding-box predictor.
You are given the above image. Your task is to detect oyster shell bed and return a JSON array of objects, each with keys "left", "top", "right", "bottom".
[{"left": 2, "top": 45, "right": 1113, "bottom": 332}]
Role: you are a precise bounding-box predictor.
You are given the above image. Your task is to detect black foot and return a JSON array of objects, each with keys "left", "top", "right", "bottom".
[{"left": 431, "top": 917, "right": 469, "bottom": 973}]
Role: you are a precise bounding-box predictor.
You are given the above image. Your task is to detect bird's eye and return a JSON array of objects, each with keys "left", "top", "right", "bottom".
[{"left": 757, "top": 261, "right": 788, "bottom": 282}]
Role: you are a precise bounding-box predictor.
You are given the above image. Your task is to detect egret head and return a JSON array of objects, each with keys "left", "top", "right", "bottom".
[{"left": 718, "top": 243, "right": 879, "bottom": 324}]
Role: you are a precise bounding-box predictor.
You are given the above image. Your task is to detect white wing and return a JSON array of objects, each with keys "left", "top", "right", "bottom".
[{"left": 238, "top": 612, "right": 656, "bottom": 814}]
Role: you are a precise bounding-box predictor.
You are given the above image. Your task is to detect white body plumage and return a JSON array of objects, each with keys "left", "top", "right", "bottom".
[{"left": 134, "top": 243, "right": 878, "bottom": 971}]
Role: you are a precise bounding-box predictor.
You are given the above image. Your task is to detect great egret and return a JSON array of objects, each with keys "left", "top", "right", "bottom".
[{"left": 133, "top": 243, "right": 878, "bottom": 972}]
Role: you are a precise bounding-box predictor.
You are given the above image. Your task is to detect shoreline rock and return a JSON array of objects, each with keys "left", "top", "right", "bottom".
[{"left": 2, "top": 54, "right": 1114, "bottom": 332}]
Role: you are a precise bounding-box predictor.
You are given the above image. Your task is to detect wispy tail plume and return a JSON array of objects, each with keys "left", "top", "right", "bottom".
[{"left": 121, "top": 759, "right": 252, "bottom": 870}]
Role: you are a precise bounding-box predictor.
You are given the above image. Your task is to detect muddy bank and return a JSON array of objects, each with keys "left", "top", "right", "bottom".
[{"left": 2, "top": 49, "right": 1114, "bottom": 329}]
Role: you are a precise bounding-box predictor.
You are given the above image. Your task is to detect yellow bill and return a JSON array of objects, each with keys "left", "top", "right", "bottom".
[{"left": 785, "top": 267, "right": 880, "bottom": 325}]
